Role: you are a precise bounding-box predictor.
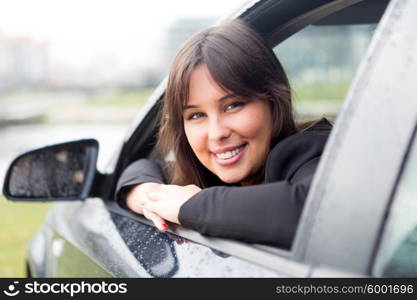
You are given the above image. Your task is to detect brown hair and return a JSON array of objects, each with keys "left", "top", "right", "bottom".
[{"left": 157, "top": 19, "right": 297, "bottom": 187}]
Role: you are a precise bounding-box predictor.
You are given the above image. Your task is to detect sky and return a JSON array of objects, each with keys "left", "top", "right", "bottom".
[{"left": 0, "top": 0, "right": 246, "bottom": 73}]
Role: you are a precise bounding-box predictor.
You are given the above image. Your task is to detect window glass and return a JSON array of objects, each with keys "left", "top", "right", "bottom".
[
  {"left": 373, "top": 129, "right": 417, "bottom": 277},
  {"left": 274, "top": 24, "right": 376, "bottom": 122}
]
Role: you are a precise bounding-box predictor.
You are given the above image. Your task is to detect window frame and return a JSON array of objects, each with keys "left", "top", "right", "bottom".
[
  {"left": 371, "top": 121, "right": 417, "bottom": 277},
  {"left": 293, "top": 0, "right": 417, "bottom": 276}
]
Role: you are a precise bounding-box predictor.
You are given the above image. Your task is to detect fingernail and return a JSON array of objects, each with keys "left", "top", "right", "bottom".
[{"left": 162, "top": 223, "right": 168, "bottom": 230}]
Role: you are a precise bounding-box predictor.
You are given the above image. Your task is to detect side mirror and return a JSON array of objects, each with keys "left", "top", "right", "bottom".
[{"left": 3, "top": 139, "right": 99, "bottom": 201}]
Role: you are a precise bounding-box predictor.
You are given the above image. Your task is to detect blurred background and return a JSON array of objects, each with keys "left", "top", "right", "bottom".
[
  {"left": 0, "top": 0, "right": 376, "bottom": 277},
  {"left": 0, "top": 0, "right": 244, "bottom": 277}
]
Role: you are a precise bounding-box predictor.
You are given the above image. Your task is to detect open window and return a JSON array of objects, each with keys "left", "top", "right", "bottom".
[
  {"left": 272, "top": 0, "right": 388, "bottom": 123},
  {"left": 107, "top": 0, "right": 391, "bottom": 274}
]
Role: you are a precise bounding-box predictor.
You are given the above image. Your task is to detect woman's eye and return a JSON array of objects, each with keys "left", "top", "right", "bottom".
[
  {"left": 187, "top": 112, "right": 205, "bottom": 120},
  {"left": 225, "top": 101, "right": 245, "bottom": 111}
]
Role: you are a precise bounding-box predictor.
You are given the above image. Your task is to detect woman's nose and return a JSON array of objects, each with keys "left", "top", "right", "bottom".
[{"left": 207, "top": 118, "right": 231, "bottom": 142}]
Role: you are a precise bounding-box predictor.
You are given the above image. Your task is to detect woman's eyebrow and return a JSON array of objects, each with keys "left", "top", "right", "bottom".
[
  {"left": 182, "top": 94, "right": 236, "bottom": 110},
  {"left": 217, "top": 93, "right": 235, "bottom": 102},
  {"left": 182, "top": 104, "right": 198, "bottom": 110}
]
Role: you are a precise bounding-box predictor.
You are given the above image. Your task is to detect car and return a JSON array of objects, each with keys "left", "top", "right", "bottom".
[{"left": 3, "top": 0, "right": 417, "bottom": 277}]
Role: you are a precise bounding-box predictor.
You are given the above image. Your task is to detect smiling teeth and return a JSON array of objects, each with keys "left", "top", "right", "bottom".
[{"left": 216, "top": 147, "right": 243, "bottom": 159}]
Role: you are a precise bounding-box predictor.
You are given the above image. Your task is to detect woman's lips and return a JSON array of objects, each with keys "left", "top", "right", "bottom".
[{"left": 213, "top": 144, "right": 247, "bottom": 166}]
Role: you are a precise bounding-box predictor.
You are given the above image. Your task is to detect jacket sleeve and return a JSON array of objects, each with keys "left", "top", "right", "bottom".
[
  {"left": 178, "top": 158, "right": 318, "bottom": 249},
  {"left": 114, "top": 159, "right": 166, "bottom": 207}
]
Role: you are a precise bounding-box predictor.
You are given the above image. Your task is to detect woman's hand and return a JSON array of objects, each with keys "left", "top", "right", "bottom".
[
  {"left": 143, "top": 184, "right": 201, "bottom": 225},
  {"left": 126, "top": 182, "right": 168, "bottom": 231}
]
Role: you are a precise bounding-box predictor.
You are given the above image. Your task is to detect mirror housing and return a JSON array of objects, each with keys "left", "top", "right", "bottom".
[{"left": 3, "top": 139, "right": 99, "bottom": 202}]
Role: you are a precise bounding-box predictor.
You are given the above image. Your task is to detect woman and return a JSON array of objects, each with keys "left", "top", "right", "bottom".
[{"left": 116, "top": 19, "right": 331, "bottom": 249}]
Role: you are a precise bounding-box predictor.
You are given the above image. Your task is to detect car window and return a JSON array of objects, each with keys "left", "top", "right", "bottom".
[
  {"left": 372, "top": 126, "right": 417, "bottom": 277},
  {"left": 274, "top": 23, "right": 377, "bottom": 122},
  {"left": 114, "top": 0, "right": 388, "bottom": 261}
]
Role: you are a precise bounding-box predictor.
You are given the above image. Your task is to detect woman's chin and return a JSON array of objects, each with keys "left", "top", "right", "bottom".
[{"left": 217, "top": 173, "right": 246, "bottom": 184}]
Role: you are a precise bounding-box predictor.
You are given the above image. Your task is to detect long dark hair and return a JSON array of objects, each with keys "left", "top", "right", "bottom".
[{"left": 157, "top": 19, "right": 297, "bottom": 187}]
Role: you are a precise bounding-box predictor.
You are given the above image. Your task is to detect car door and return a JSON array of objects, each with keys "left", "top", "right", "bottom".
[{"left": 32, "top": 0, "right": 397, "bottom": 278}]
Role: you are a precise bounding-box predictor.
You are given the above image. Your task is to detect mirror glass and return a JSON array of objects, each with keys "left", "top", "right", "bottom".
[{"left": 4, "top": 140, "right": 98, "bottom": 200}]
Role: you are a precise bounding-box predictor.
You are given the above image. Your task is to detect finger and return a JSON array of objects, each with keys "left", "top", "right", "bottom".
[
  {"left": 142, "top": 208, "right": 168, "bottom": 232},
  {"left": 143, "top": 208, "right": 168, "bottom": 231}
]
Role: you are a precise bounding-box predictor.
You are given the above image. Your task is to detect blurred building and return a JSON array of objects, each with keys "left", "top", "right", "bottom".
[
  {"left": 275, "top": 24, "right": 376, "bottom": 86},
  {"left": 0, "top": 33, "right": 49, "bottom": 92}
]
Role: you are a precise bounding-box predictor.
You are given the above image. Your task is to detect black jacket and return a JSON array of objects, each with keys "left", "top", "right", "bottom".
[{"left": 115, "top": 118, "right": 332, "bottom": 248}]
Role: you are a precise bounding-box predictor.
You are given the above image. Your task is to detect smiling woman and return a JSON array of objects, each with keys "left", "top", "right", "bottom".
[
  {"left": 115, "top": 19, "right": 332, "bottom": 249},
  {"left": 183, "top": 64, "right": 273, "bottom": 185}
]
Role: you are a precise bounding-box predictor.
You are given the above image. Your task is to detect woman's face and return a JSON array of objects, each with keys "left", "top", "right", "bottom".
[{"left": 183, "top": 64, "right": 273, "bottom": 184}]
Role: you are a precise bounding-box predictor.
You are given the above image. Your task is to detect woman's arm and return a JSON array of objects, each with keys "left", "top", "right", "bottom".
[
  {"left": 115, "top": 159, "right": 166, "bottom": 206},
  {"left": 115, "top": 159, "right": 171, "bottom": 230},
  {"left": 144, "top": 158, "right": 317, "bottom": 249},
  {"left": 178, "top": 173, "right": 313, "bottom": 249},
  {"left": 115, "top": 159, "right": 166, "bottom": 196}
]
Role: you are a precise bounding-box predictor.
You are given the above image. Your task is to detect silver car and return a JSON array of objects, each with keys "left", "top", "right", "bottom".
[{"left": 3, "top": 0, "right": 417, "bottom": 277}]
